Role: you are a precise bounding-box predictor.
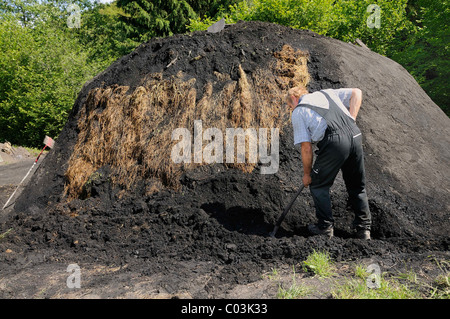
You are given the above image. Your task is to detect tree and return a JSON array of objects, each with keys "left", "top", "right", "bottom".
[
  {"left": 186, "top": 0, "right": 241, "bottom": 18},
  {"left": 0, "top": 1, "right": 98, "bottom": 146},
  {"left": 116, "top": 0, "right": 197, "bottom": 42},
  {"left": 76, "top": 1, "right": 137, "bottom": 68},
  {"left": 190, "top": 0, "right": 414, "bottom": 55},
  {"left": 188, "top": 0, "right": 448, "bottom": 115},
  {"left": 390, "top": 0, "right": 449, "bottom": 114}
]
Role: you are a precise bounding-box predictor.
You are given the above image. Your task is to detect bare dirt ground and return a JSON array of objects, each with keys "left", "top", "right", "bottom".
[{"left": 0, "top": 146, "right": 448, "bottom": 300}]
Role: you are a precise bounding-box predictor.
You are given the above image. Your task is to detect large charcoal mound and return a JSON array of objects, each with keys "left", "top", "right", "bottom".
[{"left": 3, "top": 22, "right": 449, "bottom": 278}]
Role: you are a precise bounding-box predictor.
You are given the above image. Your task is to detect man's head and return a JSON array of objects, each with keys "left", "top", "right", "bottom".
[{"left": 286, "top": 86, "right": 309, "bottom": 111}]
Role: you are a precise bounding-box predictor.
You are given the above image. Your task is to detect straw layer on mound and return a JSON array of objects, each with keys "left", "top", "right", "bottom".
[{"left": 65, "top": 45, "right": 309, "bottom": 199}]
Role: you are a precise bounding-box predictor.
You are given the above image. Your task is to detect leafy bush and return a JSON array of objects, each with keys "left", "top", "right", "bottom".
[
  {"left": 0, "top": 15, "right": 97, "bottom": 147},
  {"left": 188, "top": 0, "right": 448, "bottom": 114},
  {"left": 189, "top": 0, "right": 413, "bottom": 55},
  {"left": 389, "top": 0, "right": 449, "bottom": 115},
  {"left": 302, "top": 250, "right": 336, "bottom": 278},
  {"left": 0, "top": 1, "right": 111, "bottom": 147},
  {"left": 0, "top": 0, "right": 446, "bottom": 148}
]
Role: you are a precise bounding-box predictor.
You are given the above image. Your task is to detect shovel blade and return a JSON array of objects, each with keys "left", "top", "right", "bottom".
[
  {"left": 269, "top": 226, "right": 279, "bottom": 238},
  {"left": 207, "top": 18, "right": 225, "bottom": 33}
]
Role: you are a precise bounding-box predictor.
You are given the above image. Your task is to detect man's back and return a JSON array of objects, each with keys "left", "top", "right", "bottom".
[{"left": 291, "top": 89, "right": 354, "bottom": 145}]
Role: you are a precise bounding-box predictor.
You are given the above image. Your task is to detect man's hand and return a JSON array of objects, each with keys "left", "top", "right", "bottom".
[{"left": 303, "top": 174, "right": 312, "bottom": 187}]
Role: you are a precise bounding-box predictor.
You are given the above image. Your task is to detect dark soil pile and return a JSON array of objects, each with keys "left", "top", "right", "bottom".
[{"left": 1, "top": 21, "right": 449, "bottom": 297}]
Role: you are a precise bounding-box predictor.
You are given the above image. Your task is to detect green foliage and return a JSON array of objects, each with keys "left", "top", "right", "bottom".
[
  {"left": 329, "top": 0, "right": 414, "bottom": 56},
  {"left": 390, "top": 0, "right": 449, "bottom": 115},
  {"left": 302, "top": 250, "right": 336, "bottom": 278},
  {"left": 187, "top": 0, "right": 241, "bottom": 18},
  {"left": 333, "top": 267, "right": 422, "bottom": 299},
  {"left": 116, "top": 0, "right": 197, "bottom": 41},
  {"left": 0, "top": 0, "right": 447, "bottom": 147},
  {"left": 187, "top": 1, "right": 253, "bottom": 31},
  {"left": 188, "top": 0, "right": 448, "bottom": 114},
  {"left": 277, "top": 266, "right": 312, "bottom": 299},
  {"left": 0, "top": 1, "right": 99, "bottom": 146},
  {"left": 117, "top": 0, "right": 242, "bottom": 41},
  {"left": 76, "top": 1, "right": 137, "bottom": 68},
  {"left": 189, "top": 0, "right": 413, "bottom": 55}
]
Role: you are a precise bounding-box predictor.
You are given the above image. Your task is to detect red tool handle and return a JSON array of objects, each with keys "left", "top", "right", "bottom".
[{"left": 35, "top": 145, "right": 48, "bottom": 163}]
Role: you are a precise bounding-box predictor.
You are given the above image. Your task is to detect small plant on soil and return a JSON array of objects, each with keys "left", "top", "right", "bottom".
[
  {"left": 0, "top": 228, "right": 12, "bottom": 240},
  {"left": 277, "top": 266, "right": 312, "bottom": 299},
  {"left": 332, "top": 264, "right": 422, "bottom": 299},
  {"left": 431, "top": 274, "right": 450, "bottom": 299},
  {"left": 302, "top": 250, "right": 336, "bottom": 278},
  {"left": 266, "top": 267, "right": 280, "bottom": 281}
]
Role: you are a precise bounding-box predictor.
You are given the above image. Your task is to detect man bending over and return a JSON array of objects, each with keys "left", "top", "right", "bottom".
[{"left": 286, "top": 86, "right": 371, "bottom": 240}]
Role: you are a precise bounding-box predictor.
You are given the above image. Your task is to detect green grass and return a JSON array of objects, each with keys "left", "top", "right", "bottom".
[
  {"left": 277, "top": 266, "right": 313, "bottom": 299},
  {"left": 270, "top": 252, "right": 450, "bottom": 299},
  {"left": 355, "top": 263, "right": 369, "bottom": 279},
  {"left": 332, "top": 274, "right": 422, "bottom": 299},
  {"left": 0, "top": 228, "right": 13, "bottom": 240},
  {"left": 302, "top": 250, "right": 336, "bottom": 278},
  {"left": 23, "top": 147, "right": 43, "bottom": 157},
  {"left": 434, "top": 273, "right": 450, "bottom": 288},
  {"left": 277, "top": 282, "right": 312, "bottom": 299},
  {"left": 10, "top": 144, "right": 43, "bottom": 157},
  {"left": 430, "top": 274, "right": 450, "bottom": 299},
  {"left": 266, "top": 268, "right": 280, "bottom": 281}
]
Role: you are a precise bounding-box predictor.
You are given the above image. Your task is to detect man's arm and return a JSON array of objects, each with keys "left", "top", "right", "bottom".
[
  {"left": 349, "top": 88, "right": 362, "bottom": 120},
  {"left": 301, "top": 142, "right": 313, "bottom": 187}
]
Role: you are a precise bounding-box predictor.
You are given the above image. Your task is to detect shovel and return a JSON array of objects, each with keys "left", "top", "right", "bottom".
[
  {"left": 269, "top": 185, "right": 305, "bottom": 237},
  {"left": 2, "top": 136, "right": 55, "bottom": 210}
]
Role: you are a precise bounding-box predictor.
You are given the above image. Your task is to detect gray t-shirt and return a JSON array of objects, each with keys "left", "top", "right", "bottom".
[{"left": 291, "top": 88, "right": 354, "bottom": 145}]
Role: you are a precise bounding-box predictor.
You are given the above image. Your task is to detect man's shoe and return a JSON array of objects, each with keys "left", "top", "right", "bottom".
[
  {"left": 355, "top": 229, "right": 371, "bottom": 240},
  {"left": 308, "top": 224, "right": 334, "bottom": 238}
]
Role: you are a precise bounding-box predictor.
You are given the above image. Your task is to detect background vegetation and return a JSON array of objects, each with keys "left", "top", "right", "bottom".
[{"left": 0, "top": 0, "right": 448, "bottom": 146}]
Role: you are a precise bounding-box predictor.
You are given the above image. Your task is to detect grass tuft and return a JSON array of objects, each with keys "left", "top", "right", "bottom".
[
  {"left": 302, "top": 250, "right": 336, "bottom": 278},
  {"left": 0, "top": 228, "right": 13, "bottom": 240},
  {"left": 332, "top": 274, "right": 422, "bottom": 299},
  {"left": 277, "top": 265, "right": 313, "bottom": 299}
]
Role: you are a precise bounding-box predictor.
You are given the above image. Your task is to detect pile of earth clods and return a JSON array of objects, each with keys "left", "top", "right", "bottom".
[{"left": 1, "top": 21, "right": 448, "bottom": 298}]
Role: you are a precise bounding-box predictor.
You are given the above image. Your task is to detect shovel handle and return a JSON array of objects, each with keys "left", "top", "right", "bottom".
[
  {"left": 270, "top": 185, "right": 305, "bottom": 237},
  {"left": 35, "top": 145, "right": 48, "bottom": 163}
]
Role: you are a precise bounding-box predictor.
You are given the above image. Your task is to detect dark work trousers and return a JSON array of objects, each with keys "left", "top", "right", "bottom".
[{"left": 299, "top": 91, "right": 371, "bottom": 231}]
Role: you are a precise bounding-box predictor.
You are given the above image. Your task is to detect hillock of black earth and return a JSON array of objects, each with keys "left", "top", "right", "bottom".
[{"left": 0, "top": 21, "right": 448, "bottom": 298}]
